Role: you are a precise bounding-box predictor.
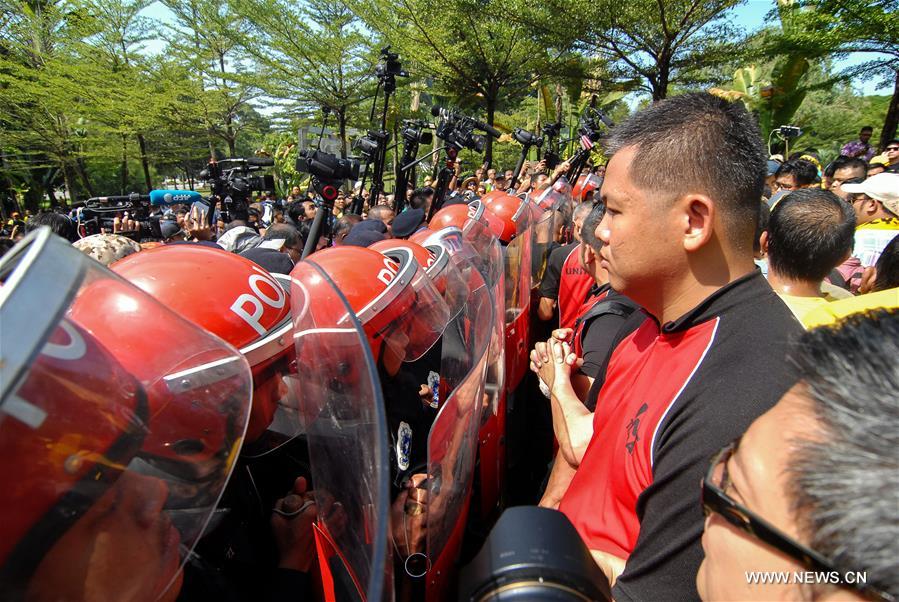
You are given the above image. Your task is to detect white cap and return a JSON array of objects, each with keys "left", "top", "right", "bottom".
[{"left": 841, "top": 173, "right": 899, "bottom": 215}]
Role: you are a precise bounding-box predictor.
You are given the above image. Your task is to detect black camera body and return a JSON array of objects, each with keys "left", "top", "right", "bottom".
[
  {"left": 295, "top": 149, "right": 361, "bottom": 183},
  {"left": 777, "top": 125, "right": 803, "bottom": 139},
  {"left": 402, "top": 120, "right": 434, "bottom": 145},
  {"left": 354, "top": 130, "right": 391, "bottom": 162},
  {"left": 432, "top": 107, "right": 499, "bottom": 153},
  {"left": 375, "top": 47, "right": 408, "bottom": 79},
  {"left": 201, "top": 158, "right": 275, "bottom": 223},
  {"left": 513, "top": 128, "right": 542, "bottom": 147},
  {"left": 76, "top": 196, "right": 162, "bottom": 241}
]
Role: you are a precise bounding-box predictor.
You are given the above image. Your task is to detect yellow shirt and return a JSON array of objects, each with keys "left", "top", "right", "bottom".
[
  {"left": 777, "top": 294, "right": 831, "bottom": 329},
  {"left": 800, "top": 287, "right": 899, "bottom": 328}
]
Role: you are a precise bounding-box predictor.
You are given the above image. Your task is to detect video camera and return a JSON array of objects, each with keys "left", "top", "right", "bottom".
[
  {"left": 296, "top": 149, "right": 361, "bottom": 184},
  {"left": 402, "top": 120, "right": 434, "bottom": 146},
  {"left": 200, "top": 157, "right": 275, "bottom": 223},
  {"left": 76, "top": 189, "right": 203, "bottom": 239},
  {"left": 375, "top": 46, "right": 408, "bottom": 80},
  {"left": 513, "top": 128, "right": 542, "bottom": 147},
  {"left": 432, "top": 106, "right": 501, "bottom": 153}
]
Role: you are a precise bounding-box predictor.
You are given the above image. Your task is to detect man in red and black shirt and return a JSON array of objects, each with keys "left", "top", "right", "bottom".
[
  {"left": 537, "top": 202, "right": 596, "bottom": 328},
  {"left": 542, "top": 92, "right": 802, "bottom": 599}
]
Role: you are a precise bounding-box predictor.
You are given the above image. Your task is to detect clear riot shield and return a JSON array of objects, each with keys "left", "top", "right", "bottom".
[
  {"left": 0, "top": 228, "right": 253, "bottom": 600},
  {"left": 421, "top": 227, "right": 507, "bottom": 523},
  {"left": 287, "top": 262, "right": 392, "bottom": 602},
  {"left": 502, "top": 202, "right": 533, "bottom": 391},
  {"left": 530, "top": 177, "right": 573, "bottom": 287},
  {"left": 422, "top": 269, "right": 494, "bottom": 597}
]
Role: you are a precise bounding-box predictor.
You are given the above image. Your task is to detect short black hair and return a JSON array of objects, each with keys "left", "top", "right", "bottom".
[
  {"left": 263, "top": 223, "right": 302, "bottom": 249},
  {"left": 767, "top": 188, "right": 856, "bottom": 282},
  {"left": 25, "top": 212, "right": 75, "bottom": 242},
  {"left": 828, "top": 155, "right": 867, "bottom": 177},
  {"left": 775, "top": 159, "right": 819, "bottom": 187},
  {"left": 860, "top": 125, "right": 873, "bottom": 133},
  {"left": 409, "top": 187, "right": 434, "bottom": 211},
  {"left": 602, "top": 92, "right": 766, "bottom": 249},
  {"left": 873, "top": 234, "right": 899, "bottom": 292},
  {"left": 334, "top": 213, "right": 362, "bottom": 238},
  {"left": 368, "top": 204, "right": 394, "bottom": 221},
  {"left": 787, "top": 308, "right": 899, "bottom": 599},
  {"left": 580, "top": 202, "right": 606, "bottom": 251},
  {"left": 287, "top": 200, "right": 305, "bottom": 224}
]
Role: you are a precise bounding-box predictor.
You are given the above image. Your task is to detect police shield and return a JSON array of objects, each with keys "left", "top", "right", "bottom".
[
  {"left": 530, "top": 176, "right": 573, "bottom": 286},
  {"left": 424, "top": 267, "right": 494, "bottom": 595},
  {"left": 287, "top": 261, "right": 393, "bottom": 602},
  {"left": 500, "top": 200, "right": 533, "bottom": 391},
  {"left": 0, "top": 228, "right": 253, "bottom": 600}
]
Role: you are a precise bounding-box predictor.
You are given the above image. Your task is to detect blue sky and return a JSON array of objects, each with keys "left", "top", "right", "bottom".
[{"left": 141, "top": 0, "right": 890, "bottom": 96}]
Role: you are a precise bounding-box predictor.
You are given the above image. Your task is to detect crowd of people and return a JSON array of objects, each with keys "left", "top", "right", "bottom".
[{"left": 1, "top": 92, "right": 897, "bottom": 602}]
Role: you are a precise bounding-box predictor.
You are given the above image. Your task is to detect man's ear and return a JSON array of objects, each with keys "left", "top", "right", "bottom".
[
  {"left": 680, "top": 195, "right": 715, "bottom": 252},
  {"left": 759, "top": 230, "right": 770, "bottom": 256}
]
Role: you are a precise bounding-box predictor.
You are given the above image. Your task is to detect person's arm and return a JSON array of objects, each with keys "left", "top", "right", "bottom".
[
  {"left": 537, "top": 296, "right": 557, "bottom": 321},
  {"left": 539, "top": 450, "right": 576, "bottom": 509},
  {"left": 535, "top": 339, "right": 594, "bottom": 466}
]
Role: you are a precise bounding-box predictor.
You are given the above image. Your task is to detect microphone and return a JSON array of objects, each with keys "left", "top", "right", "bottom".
[
  {"left": 246, "top": 157, "right": 275, "bottom": 167},
  {"left": 148, "top": 190, "right": 203, "bottom": 205}
]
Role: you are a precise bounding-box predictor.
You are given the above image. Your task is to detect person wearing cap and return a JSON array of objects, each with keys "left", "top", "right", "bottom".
[
  {"left": 842, "top": 172, "right": 899, "bottom": 269},
  {"left": 343, "top": 227, "right": 387, "bottom": 247},
  {"left": 392, "top": 208, "right": 427, "bottom": 239},
  {"left": 868, "top": 154, "right": 889, "bottom": 176},
  {"left": 73, "top": 233, "right": 142, "bottom": 266}
]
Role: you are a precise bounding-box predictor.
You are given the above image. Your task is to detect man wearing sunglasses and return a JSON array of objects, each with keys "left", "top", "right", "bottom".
[{"left": 698, "top": 309, "right": 897, "bottom": 602}]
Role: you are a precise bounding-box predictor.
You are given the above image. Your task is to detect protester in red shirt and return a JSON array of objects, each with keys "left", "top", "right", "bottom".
[{"left": 538, "top": 92, "right": 802, "bottom": 599}]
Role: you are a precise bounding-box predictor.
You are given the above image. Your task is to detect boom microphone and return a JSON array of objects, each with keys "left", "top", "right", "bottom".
[
  {"left": 148, "top": 190, "right": 203, "bottom": 206},
  {"left": 246, "top": 157, "right": 275, "bottom": 167}
]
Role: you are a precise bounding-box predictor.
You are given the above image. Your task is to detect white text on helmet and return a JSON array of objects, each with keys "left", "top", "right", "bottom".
[
  {"left": 41, "top": 320, "right": 87, "bottom": 361},
  {"left": 377, "top": 257, "right": 401, "bottom": 286},
  {"left": 230, "top": 266, "right": 287, "bottom": 336}
]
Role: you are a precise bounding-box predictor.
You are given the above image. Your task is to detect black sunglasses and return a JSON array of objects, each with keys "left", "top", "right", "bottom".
[{"left": 702, "top": 440, "right": 895, "bottom": 602}]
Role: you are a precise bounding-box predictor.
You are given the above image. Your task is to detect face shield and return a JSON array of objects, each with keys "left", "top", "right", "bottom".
[
  {"left": 0, "top": 229, "right": 252, "bottom": 600},
  {"left": 308, "top": 247, "right": 450, "bottom": 363},
  {"left": 286, "top": 261, "right": 392, "bottom": 601}
]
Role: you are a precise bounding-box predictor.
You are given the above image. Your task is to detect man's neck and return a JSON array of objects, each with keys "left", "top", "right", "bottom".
[
  {"left": 652, "top": 256, "right": 757, "bottom": 324},
  {"left": 767, "top": 271, "right": 823, "bottom": 298}
]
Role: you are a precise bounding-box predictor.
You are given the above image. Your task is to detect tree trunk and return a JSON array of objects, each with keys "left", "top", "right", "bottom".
[
  {"left": 61, "top": 160, "right": 77, "bottom": 206},
  {"left": 75, "top": 156, "right": 94, "bottom": 198},
  {"left": 226, "top": 132, "right": 236, "bottom": 158},
  {"left": 485, "top": 98, "right": 496, "bottom": 168},
  {"left": 137, "top": 133, "right": 152, "bottom": 192},
  {"left": 879, "top": 69, "right": 899, "bottom": 151},
  {"left": 120, "top": 135, "right": 129, "bottom": 194},
  {"left": 337, "top": 107, "right": 348, "bottom": 159}
]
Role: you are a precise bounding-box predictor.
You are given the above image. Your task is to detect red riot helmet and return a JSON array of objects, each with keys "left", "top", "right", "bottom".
[
  {"left": 572, "top": 173, "right": 602, "bottom": 202},
  {"left": 0, "top": 229, "right": 252, "bottom": 600},
  {"left": 298, "top": 246, "right": 450, "bottom": 363},
  {"left": 111, "top": 244, "right": 294, "bottom": 447},
  {"left": 482, "top": 192, "right": 529, "bottom": 244},
  {"left": 369, "top": 238, "right": 469, "bottom": 317},
  {"left": 409, "top": 228, "right": 435, "bottom": 246}
]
